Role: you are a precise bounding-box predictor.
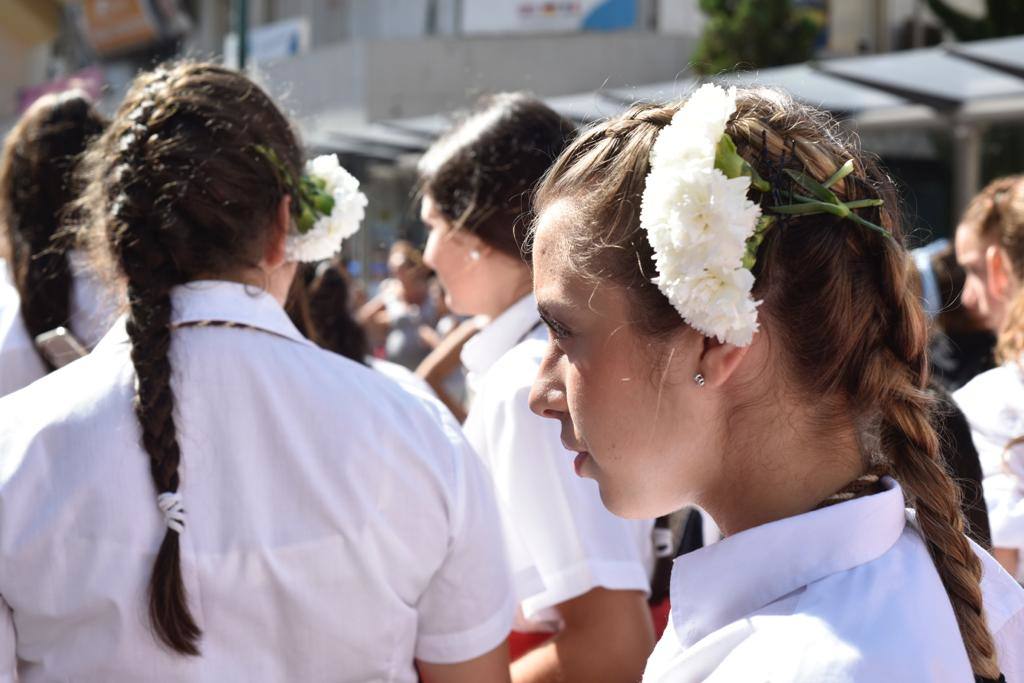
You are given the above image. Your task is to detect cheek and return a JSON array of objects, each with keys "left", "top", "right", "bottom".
[
  {"left": 425, "top": 235, "right": 464, "bottom": 285},
  {"left": 567, "top": 344, "right": 661, "bottom": 455}
]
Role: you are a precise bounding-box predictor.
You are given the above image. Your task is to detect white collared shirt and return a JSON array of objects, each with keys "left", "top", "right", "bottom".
[
  {"left": 0, "top": 280, "right": 514, "bottom": 682},
  {"left": 461, "top": 294, "right": 654, "bottom": 629},
  {"left": 643, "top": 478, "right": 1024, "bottom": 682},
  {"left": 0, "top": 254, "right": 120, "bottom": 397},
  {"left": 955, "top": 364, "right": 1024, "bottom": 575}
]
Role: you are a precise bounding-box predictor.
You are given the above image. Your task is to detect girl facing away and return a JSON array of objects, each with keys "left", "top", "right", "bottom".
[
  {"left": 0, "top": 91, "right": 113, "bottom": 395},
  {"left": 528, "top": 85, "right": 1024, "bottom": 681},
  {"left": 419, "top": 93, "right": 658, "bottom": 682},
  {"left": 0, "top": 62, "right": 514, "bottom": 682}
]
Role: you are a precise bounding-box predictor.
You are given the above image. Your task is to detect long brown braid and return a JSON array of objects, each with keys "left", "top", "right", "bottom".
[
  {"left": 75, "top": 61, "right": 301, "bottom": 655},
  {"left": 534, "top": 88, "right": 1000, "bottom": 678},
  {"left": 0, "top": 92, "right": 105, "bottom": 367}
]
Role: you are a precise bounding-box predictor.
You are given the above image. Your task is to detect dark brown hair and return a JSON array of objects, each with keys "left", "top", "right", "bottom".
[
  {"left": 534, "top": 87, "right": 999, "bottom": 678},
  {"left": 0, "top": 91, "right": 105, "bottom": 367},
  {"left": 77, "top": 61, "right": 301, "bottom": 655},
  {"left": 287, "top": 260, "right": 369, "bottom": 362},
  {"left": 418, "top": 92, "right": 576, "bottom": 262}
]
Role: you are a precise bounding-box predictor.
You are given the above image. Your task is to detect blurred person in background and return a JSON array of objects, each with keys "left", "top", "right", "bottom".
[
  {"left": 0, "top": 62, "right": 514, "bottom": 681},
  {"left": 906, "top": 240, "right": 992, "bottom": 547},
  {"left": 419, "top": 92, "right": 656, "bottom": 683},
  {"left": 357, "top": 240, "right": 438, "bottom": 369},
  {"left": 955, "top": 175, "right": 1024, "bottom": 337},
  {"left": 955, "top": 176, "right": 1024, "bottom": 581},
  {"left": 0, "top": 91, "right": 112, "bottom": 396},
  {"left": 289, "top": 258, "right": 434, "bottom": 397},
  {"left": 915, "top": 239, "right": 996, "bottom": 391}
]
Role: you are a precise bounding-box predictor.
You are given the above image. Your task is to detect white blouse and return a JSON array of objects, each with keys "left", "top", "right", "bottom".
[
  {"left": 0, "top": 280, "right": 514, "bottom": 682},
  {"left": 461, "top": 294, "right": 654, "bottom": 630},
  {"left": 955, "top": 363, "right": 1024, "bottom": 571},
  {"left": 643, "top": 478, "right": 1024, "bottom": 682},
  {"left": 0, "top": 254, "right": 120, "bottom": 397}
]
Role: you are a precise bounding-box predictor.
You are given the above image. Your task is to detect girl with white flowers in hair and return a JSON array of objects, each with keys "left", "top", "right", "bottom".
[
  {"left": 528, "top": 84, "right": 1024, "bottom": 682},
  {"left": 0, "top": 62, "right": 515, "bottom": 681}
]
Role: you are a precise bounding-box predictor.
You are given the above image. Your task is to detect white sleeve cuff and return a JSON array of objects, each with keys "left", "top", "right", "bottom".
[
  {"left": 520, "top": 559, "right": 651, "bottom": 621},
  {"left": 415, "top": 589, "right": 516, "bottom": 664}
]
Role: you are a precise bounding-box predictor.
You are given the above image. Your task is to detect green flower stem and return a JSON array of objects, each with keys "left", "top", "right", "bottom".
[
  {"left": 254, "top": 144, "right": 335, "bottom": 235},
  {"left": 823, "top": 159, "right": 855, "bottom": 189}
]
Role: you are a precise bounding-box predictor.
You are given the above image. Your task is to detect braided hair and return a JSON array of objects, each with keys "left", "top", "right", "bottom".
[
  {"left": 534, "top": 88, "right": 1001, "bottom": 678},
  {"left": 0, "top": 91, "right": 105, "bottom": 367},
  {"left": 75, "top": 61, "right": 301, "bottom": 655}
]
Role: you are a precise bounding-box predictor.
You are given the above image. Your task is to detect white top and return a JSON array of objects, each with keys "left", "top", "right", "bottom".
[
  {"left": 368, "top": 355, "right": 436, "bottom": 398},
  {"left": 643, "top": 478, "right": 1024, "bottom": 683},
  {"left": 0, "top": 259, "right": 45, "bottom": 397},
  {"left": 0, "top": 254, "right": 120, "bottom": 397},
  {"left": 0, "top": 280, "right": 514, "bottom": 682},
  {"left": 461, "top": 293, "right": 654, "bottom": 630},
  {"left": 955, "top": 364, "right": 1024, "bottom": 574}
]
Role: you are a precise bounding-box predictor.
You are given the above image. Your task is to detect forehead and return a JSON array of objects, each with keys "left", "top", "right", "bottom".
[
  {"left": 955, "top": 221, "right": 985, "bottom": 259},
  {"left": 532, "top": 200, "right": 579, "bottom": 292}
]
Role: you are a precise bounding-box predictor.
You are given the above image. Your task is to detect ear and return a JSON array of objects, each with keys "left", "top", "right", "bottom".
[
  {"left": 698, "top": 335, "right": 752, "bottom": 389},
  {"left": 263, "top": 194, "right": 292, "bottom": 270},
  {"left": 986, "top": 244, "right": 1013, "bottom": 302}
]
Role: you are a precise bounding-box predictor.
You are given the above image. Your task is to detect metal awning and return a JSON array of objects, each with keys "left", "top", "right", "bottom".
[
  {"left": 817, "top": 45, "right": 1024, "bottom": 111},
  {"left": 946, "top": 35, "right": 1024, "bottom": 80},
  {"left": 317, "top": 34, "right": 1024, "bottom": 216}
]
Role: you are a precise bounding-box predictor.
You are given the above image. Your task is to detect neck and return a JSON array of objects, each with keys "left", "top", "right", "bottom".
[
  {"left": 213, "top": 263, "right": 297, "bottom": 307},
  {"left": 698, "top": 400, "right": 866, "bottom": 537},
  {"left": 483, "top": 270, "right": 533, "bottom": 320}
]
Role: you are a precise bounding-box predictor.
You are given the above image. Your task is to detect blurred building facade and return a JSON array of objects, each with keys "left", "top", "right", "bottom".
[{"left": 0, "top": 0, "right": 999, "bottom": 281}]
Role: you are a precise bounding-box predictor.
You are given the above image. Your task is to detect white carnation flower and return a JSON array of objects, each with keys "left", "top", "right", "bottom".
[
  {"left": 286, "top": 155, "right": 369, "bottom": 263},
  {"left": 640, "top": 83, "right": 763, "bottom": 346}
]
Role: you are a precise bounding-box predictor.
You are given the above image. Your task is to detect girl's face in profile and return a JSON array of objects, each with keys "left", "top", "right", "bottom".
[{"left": 528, "top": 200, "right": 721, "bottom": 520}]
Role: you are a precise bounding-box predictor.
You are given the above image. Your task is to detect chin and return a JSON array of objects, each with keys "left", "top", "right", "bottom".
[{"left": 595, "top": 483, "right": 653, "bottom": 520}]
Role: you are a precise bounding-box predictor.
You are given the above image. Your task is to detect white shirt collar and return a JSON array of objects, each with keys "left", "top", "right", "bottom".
[
  {"left": 669, "top": 477, "right": 906, "bottom": 649},
  {"left": 98, "top": 279, "right": 313, "bottom": 349},
  {"left": 461, "top": 294, "right": 540, "bottom": 375}
]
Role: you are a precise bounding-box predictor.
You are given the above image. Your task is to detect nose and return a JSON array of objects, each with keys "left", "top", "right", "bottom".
[
  {"left": 960, "top": 279, "right": 978, "bottom": 311},
  {"left": 529, "top": 344, "right": 568, "bottom": 419},
  {"left": 422, "top": 230, "right": 439, "bottom": 270}
]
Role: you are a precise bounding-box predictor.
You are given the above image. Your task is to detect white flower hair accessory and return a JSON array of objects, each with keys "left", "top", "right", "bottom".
[
  {"left": 256, "top": 147, "right": 369, "bottom": 263},
  {"left": 639, "top": 83, "right": 888, "bottom": 347}
]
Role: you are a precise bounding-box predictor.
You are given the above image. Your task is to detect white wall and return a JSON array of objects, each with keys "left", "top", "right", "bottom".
[
  {"left": 657, "top": 0, "right": 704, "bottom": 36},
  {"left": 261, "top": 30, "right": 698, "bottom": 123}
]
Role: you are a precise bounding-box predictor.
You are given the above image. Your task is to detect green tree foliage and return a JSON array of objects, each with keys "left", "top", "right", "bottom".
[
  {"left": 693, "top": 0, "right": 820, "bottom": 75},
  {"left": 926, "top": 0, "right": 1024, "bottom": 41}
]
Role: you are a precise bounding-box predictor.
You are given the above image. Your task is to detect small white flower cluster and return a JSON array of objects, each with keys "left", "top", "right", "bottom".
[
  {"left": 285, "top": 155, "right": 369, "bottom": 263},
  {"left": 639, "top": 84, "right": 763, "bottom": 347}
]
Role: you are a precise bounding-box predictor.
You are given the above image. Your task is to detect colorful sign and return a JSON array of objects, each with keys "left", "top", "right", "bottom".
[{"left": 461, "top": 0, "right": 637, "bottom": 34}]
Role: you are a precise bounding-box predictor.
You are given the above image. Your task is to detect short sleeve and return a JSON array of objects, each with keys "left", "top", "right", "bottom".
[
  {"left": 414, "top": 438, "right": 516, "bottom": 664},
  {"left": 0, "top": 593, "right": 14, "bottom": 682},
  {"left": 466, "top": 341, "right": 654, "bottom": 624},
  {"left": 985, "top": 466, "right": 1024, "bottom": 556}
]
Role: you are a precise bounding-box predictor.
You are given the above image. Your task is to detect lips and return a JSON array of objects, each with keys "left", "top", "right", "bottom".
[{"left": 573, "top": 451, "right": 590, "bottom": 476}]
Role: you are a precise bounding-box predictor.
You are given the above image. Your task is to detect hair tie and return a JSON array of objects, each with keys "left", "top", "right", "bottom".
[{"left": 157, "top": 491, "right": 186, "bottom": 534}]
